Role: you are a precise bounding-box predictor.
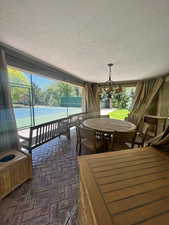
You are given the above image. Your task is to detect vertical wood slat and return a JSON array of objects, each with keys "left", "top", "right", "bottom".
[
  {"left": 56, "top": 121, "right": 59, "bottom": 136},
  {"left": 53, "top": 122, "right": 55, "bottom": 137},
  {"left": 48, "top": 123, "right": 51, "bottom": 140},
  {"left": 42, "top": 124, "right": 45, "bottom": 143},
  {"left": 39, "top": 126, "right": 42, "bottom": 144},
  {"left": 47, "top": 123, "right": 50, "bottom": 140},
  {"left": 45, "top": 123, "right": 48, "bottom": 141},
  {"left": 48, "top": 123, "right": 50, "bottom": 139},
  {"left": 53, "top": 122, "right": 56, "bottom": 136},
  {"left": 50, "top": 123, "right": 52, "bottom": 138},
  {"left": 29, "top": 127, "right": 33, "bottom": 147},
  {"left": 54, "top": 122, "right": 57, "bottom": 136},
  {"left": 49, "top": 123, "right": 52, "bottom": 138},
  {"left": 45, "top": 124, "right": 47, "bottom": 141},
  {"left": 35, "top": 127, "right": 39, "bottom": 145},
  {"left": 47, "top": 123, "right": 50, "bottom": 139},
  {"left": 49, "top": 123, "right": 52, "bottom": 139}
]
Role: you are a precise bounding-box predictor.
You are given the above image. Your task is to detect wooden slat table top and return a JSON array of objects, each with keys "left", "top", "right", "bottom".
[{"left": 78, "top": 147, "right": 169, "bottom": 225}]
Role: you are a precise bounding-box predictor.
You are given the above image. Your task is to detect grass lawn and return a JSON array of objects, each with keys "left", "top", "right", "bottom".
[{"left": 109, "top": 109, "right": 129, "bottom": 120}]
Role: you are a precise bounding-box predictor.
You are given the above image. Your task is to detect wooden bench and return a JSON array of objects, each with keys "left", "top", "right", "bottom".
[
  {"left": 19, "top": 117, "right": 70, "bottom": 152},
  {"left": 78, "top": 146, "right": 169, "bottom": 225},
  {"left": 19, "top": 112, "right": 94, "bottom": 152}
]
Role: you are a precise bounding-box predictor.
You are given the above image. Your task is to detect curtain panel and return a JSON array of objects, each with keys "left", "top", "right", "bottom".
[
  {"left": 0, "top": 49, "right": 19, "bottom": 152},
  {"left": 157, "top": 75, "right": 169, "bottom": 117},
  {"left": 129, "top": 78, "right": 164, "bottom": 126},
  {"left": 83, "top": 84, "right": 100, "bottom": 113},
  {"left": 152, "top": 126, "right": 169, "bottom": 151}
]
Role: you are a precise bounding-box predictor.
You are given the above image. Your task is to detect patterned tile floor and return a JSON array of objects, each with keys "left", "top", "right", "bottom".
[{"left": 0, "top": 130, "right": 79, "bottom": 225}]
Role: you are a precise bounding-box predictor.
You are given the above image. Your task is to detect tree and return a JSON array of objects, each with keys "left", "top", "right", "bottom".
[
  {"left": 32, "top": 83, "right": 45, "bottom": 105},
  {"left": 43, "top": 82, "right": 77, "bottom": 106},
  {"left": 111, "top": 89, "right": 130, "bottom": 109},
  {"left": 55, "top": 82, "right": 75, "bottom": 97},
  {"left": 8, "top": 67, "right": 30, "bottom": 104},
  {"left": 8, "top": 67, "right": 29, "bottom": 85},
  {"left": 43, "top": 87, "right": 60, "bottom": 106},
  {"left": 100, "top": 87, "right": 133, "bottom": 109}
]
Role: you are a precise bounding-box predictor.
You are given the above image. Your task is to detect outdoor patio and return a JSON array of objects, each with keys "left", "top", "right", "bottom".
[
  {"left": 1, "top": 1, "right": 169, "bottom": 225},
  {"left": 0, "top": 130, "right": 79, "bottom": 225}
]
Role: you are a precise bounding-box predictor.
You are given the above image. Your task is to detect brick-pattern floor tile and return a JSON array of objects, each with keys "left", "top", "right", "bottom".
[{"left": 0, "top": 130, "right": 79, "bottom": 225}]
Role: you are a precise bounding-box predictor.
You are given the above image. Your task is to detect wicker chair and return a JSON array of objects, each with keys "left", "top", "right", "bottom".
[
  {"left": 58, "top": 117, "right": 70, "bottom": 139},
  {"left": 99, "top": 115, "right": 109, "bottom": 118},
  {"left": 147, "top": 125, "right": 169, "bottom": 146},
  {"left": 112, "top": 130, "right": 137, "bottom": 151},
  {"left": 76, "top": 126, "right": 104, "bottom": 155},
  {"left": 86, "top": 112, "right": 100, "bottom": 119},
  {"left": 134, "top": 122, "right": 150, "bottom": 147}
]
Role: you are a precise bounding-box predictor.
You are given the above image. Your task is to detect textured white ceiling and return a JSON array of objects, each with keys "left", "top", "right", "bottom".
[{"left": 1, "top": 0, "right": 169, "bottom": 83}]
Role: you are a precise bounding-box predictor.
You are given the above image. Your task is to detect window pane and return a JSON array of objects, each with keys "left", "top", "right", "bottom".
[
  {"left": 8, "top": 67, "right": 83, "bottom": 128},
  {"left": 10, "top": 85, "right": 32, "bottom": 128},
  {"left": 100, "top": 87, "right": 136, "bottom": 120},
  {"left": 33, "top": 78, "right": 83, "bottom": 125}
]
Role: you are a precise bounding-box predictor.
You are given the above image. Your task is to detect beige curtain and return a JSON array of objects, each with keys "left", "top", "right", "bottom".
[
  {"left": 129, "top": 78, "right": 164, "bottom": 126},
  {"left": 0, "top": 49, "right": 19, "bottom": 152},
  {"left": 157, "top": 75, "right": 169, "bottom": 117},
  {"left": 83, "top": 83, "right": 100, "bottom": 113}
]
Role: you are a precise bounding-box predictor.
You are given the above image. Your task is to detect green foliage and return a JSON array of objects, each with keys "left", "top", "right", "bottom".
[
  {"left": 111, "top": 89, "right": 130, "bottom": 109},
  {"left": 8, "top": 67, "right": 29, "bottom": 85},
  {"left": 101, "top": 87, "right": 135, "bottom": 109},
  {"left": 32, "top": 83, "right": 45, "bottom": 105},
  {"left": 33, "top": 81, "right": 82, "bottom": 107},
  {"left": 8, "top": 67, "right": 30, "bottom": 104},
  {"left": 109, "top": 109, "right": 129, "bottom": 120},
  {"left": 8, "top": 68, "right": 82, "bottom": 107},
  {"left": 56, "top": 82, "right": 75, "bottom": 97}
]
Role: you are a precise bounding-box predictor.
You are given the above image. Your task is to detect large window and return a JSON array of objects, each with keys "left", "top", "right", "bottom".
[
  {"left": 8, "top": 67, "right": 83, "bottom": 129},
  {"left": 100, "top": 86, "right": 136, "bottom": 120}
]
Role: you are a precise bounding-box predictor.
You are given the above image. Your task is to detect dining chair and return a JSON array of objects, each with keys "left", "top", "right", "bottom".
[
  {"left": 99, "top": 115, "right": 109, "bottom": 118},
  {"left": 86, "top": 112, "right": 100, "bottom": 119},
  {"left": 111, "top": 130, "right": 137, "bottom": 151},
  {"left": 147, "top": 125, "right": 169, "bottom": 146},
  {"left": 76, "top": 126, "right": 104, "bottom": 155},
  {"left": 58, "top": 118, "right": 70, "bottom": 140},
  {"left": 125, "top": 114, "right": 142, "bottom": 130},
  {"left": 134, "top": 122, "right": 150, "bottom": 147}
]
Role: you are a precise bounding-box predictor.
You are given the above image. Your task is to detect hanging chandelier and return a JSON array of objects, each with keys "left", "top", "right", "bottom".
[
  {"left": 103, "top": 63, "right": 122, "bottom": 98},
  {"left": 104, "top": 63, "right": 114, "bottom": 98}
]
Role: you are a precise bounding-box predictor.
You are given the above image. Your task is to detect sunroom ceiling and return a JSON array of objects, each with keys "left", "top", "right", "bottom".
[{"left": 1, "top": 0, "right": 169, "bottom": 83}]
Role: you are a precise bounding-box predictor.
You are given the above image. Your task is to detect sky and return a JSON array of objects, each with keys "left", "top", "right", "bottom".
[{"left": 24, "top": 72, "right": 55, "bottom": 89}]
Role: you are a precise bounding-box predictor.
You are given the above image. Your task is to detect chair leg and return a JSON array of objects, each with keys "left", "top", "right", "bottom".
[
  {"left": 79, "top": 144, "right": 82, "bottom": 155},
  {"left": 29, "top": 150, "right": 32, "bottom": 154},
  {"left": 76, "top": 141, "right": 79, "bottom": 153},
  {"left": 67, "top": 129, "right": 70, "bottom": 140}
]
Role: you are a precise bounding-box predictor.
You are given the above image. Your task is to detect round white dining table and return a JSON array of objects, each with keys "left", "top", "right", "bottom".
[{"left": 83, "top": 118, "right": 136, "bottom": 133}]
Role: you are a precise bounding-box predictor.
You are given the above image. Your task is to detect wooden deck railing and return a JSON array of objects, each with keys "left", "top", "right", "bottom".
[{"left": 19, "top": 112, "right": 95, "bottom": 152}]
